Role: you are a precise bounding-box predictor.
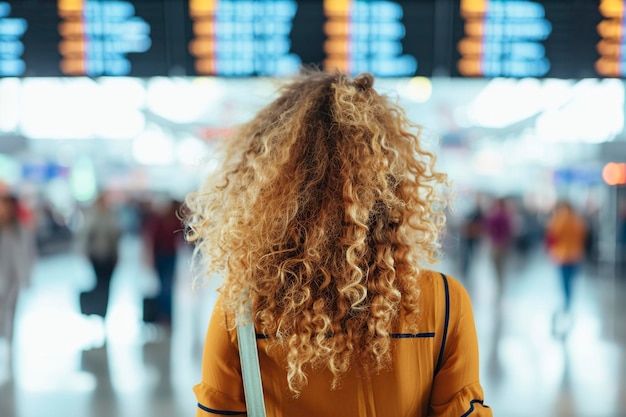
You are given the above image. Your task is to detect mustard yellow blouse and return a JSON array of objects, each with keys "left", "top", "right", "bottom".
[{"left": 194, "top": 270, "right": 492, "bottom": 416}]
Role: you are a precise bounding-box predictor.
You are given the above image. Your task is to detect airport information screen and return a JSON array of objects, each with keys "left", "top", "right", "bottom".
[{"left": 0, "top": 0, "right": 619, "bottom": 78}]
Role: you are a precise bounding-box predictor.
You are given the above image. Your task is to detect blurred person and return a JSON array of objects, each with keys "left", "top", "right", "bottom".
[
  {"left": 143, "top": 198, "right": 183, "bottom": 326},
  {"left": 619, "top": 200, "right": 626, "bottom": 272},
  {"left": 545, "top": 200, "right": 587, "bottom": 334},
  {"left": 0, "top": 193, "right": 36, "bottom": 347},
  {"left": 582, "top": 198, "right": 600, "bottom": 266},
  {"left": 79, "top": 193, "right": 122, "bottom": 319},
  {"left": 511, "top": 198, "right": 532, "bottom": 256},
  {"left": 186, "top": 71, "right": 491, "bottom": 416},
  {"left": 15, "top": 194, "right": 36, "bottom": 232},
  {"left": 483, "top": 197, "right": 513, "bottom": 301},
  {"left": 459, "top": 196, "right": 484, "bottom": 279},
  {"left": 526, "top": 200, "right": 548, "bottom": 250}
]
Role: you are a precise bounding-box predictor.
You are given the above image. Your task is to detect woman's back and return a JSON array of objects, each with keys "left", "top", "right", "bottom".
[
  {"left": 187, "top": 71, "right": 491, "bottom": 416},
  {"left": 194, "top": 271, "right": 490, "bottom": 417}
]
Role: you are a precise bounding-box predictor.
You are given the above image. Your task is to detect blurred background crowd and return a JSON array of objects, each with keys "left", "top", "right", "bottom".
[{"left": 0, "top": 75, "right": 624, "bottom": 417}]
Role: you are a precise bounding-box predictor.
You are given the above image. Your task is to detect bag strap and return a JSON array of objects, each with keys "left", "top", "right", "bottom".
[
  {"left": 434, "top": 273, "right": 451, "bottom": 375},
  {"left": 237, "top": 302, "right": 267, "bottom": 417}
]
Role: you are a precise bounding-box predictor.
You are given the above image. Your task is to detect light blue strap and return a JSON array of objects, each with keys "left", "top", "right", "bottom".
[{"left": 237, "top": 303, "right": 267, "bottom": 417}]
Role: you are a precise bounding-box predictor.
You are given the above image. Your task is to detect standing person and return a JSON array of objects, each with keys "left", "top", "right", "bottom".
[
  {"left": 459, "top": 196, "right": 484, "bottom": 279},
  {"left": 186, "top": 71, "right": 491, "bottom": 416},
  {"left": 618, "top": 201, "right": 626, "bottom": 275},
  {"left": 144, "top": 198, "right": 182, "bottom": 326},
  {"left": 483, "top": 197, "right": 513, "bottom": 301},
  {"left": 80, "top": 193, "right": 122, "bottom": 319},
  {"left": 545, "top": 200, "right": 587, "bottom": 330},
  {"left": 0, "top": 193, "right": 36, "bottom": 347}
]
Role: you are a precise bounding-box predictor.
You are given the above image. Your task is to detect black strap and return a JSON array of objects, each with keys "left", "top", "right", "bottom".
[{"left": 435, "top": 273, "right": 450, "bottom": 375}]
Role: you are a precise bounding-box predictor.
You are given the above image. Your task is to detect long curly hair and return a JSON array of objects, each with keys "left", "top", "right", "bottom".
[{"left": 185, "top": 70, "right": 448, "bottom": 395}]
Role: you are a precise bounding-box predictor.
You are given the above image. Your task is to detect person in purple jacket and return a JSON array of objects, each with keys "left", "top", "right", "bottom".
[{"left": 483, "top": 197, "right": 513, "bottom": 302}]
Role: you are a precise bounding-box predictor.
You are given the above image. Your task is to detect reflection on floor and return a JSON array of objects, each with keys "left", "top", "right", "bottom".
[{"left": 0, "top": 235, "right": 625, "bottom": 417}]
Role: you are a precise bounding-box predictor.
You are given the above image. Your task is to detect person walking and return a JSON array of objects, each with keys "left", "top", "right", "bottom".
[
  {"left": 483, "top": 197, "right": 513, "bottom": 303},
  {"left": 186, "top": 71, "right": 491, "bottom": 416},
  {"left": 545, "top": 200, "right": 587, "bottom": 334},
  {"left": 459, "top": 198, "right": 484, "bottom": 279},
  {"left": 79, "top": 193, "right": 122, "bottom": 319},
  {"left": 0, "top": 193, "right": 36, "bottom": 348},
  {"left": 143, "top": 198, "right": 183, "bottom": 326}
]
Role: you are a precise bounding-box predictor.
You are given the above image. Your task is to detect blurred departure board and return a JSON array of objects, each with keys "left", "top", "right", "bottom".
[
  {"left": 322, "top": 1, "right": 418, "bottom": 76},
  {"left": 0, "top": 0, "right": 620, "bottom": 79},
  {"left": 1, "top": 1, "right": 58, "bottom": 77},
  {"left": 0, "top": 2, "right": 27, "bottom": 76},
  {"left": 452, "top": 0, "right": 604, "bottom": 78},
  {"left": 58, "top": 0, "right": 157, "bottom": 76},
  {"left": 187, "top": 0, "right": 301, "bottom": 76},
  {"left": 185, "top": 0, "right": 434, "bottom": 77},
  {"left": 596, "top": 0, "right": 626, "bottom": 77},
  {"left": 3, "top": 0, "right": 169, "bottom": 76},
  {"left": 456, "top": 0, "right": 552, "bottom": 77}
]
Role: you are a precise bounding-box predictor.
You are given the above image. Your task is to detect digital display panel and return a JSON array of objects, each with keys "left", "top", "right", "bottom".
[
  {"left": 322, "top": 0, "right": 418, "bottom": 77},
  {"left": 0, "top": 0, "right": 619, "bottom": 79},
  {"left": 3, "top": 0, "right": 60, "bottom": 77},
  {"left": 456, "top": 0, "right": 552, "bottom": 77},
  {"left": 0, "top": 2, "right": 27, "bottom": 76},
  {"left": 188, "top": 0, "right": 301, "bottom": 76},
  {"left": 452, "top": 0, "right": 603, "bottom": 78},
  {"left": 2, "top": 0, "right": 169, "bottom": 77},
  {"left": 185, "top": 0, "right": 434, "bottom": 77},
  {"left": 58, "top": 0, "right": 153, "bottom": 76},
  {"left": 596, "top": 0, "right": 626, "bottom": 77}
]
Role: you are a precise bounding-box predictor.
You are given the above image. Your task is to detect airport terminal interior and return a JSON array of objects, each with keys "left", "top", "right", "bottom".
[
  {"left": 1, "top": 1, "right": 626, "bottom": 416},
  {"left": 0, "top": 75, "right": 625, "bottom": 417}
]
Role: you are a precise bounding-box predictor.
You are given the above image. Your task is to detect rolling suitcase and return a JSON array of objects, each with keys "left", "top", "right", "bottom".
[{"left": 80, "top": 287, "right": 109, "bottom": 317}]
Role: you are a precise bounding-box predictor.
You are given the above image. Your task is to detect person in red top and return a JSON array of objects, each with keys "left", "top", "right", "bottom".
[{"left": 144, "top": 198, "right": 183, "bottom": 325}]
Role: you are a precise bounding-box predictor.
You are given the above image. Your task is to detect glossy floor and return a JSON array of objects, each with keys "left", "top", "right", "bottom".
[{"left": 0, "top": 236, "right": 625, "bottom": 417}]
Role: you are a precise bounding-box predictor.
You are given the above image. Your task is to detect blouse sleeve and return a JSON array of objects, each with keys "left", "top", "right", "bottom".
[
  {"left": 429, "top": 278, "right": 493, "bottom": 417},
  {"left": 193, "top": 296, "right": 247, "bottom": 416}
]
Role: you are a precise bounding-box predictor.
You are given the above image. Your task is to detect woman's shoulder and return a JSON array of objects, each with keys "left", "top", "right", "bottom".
[
  {"left": 417, "top": 269, "right": 467, "bottom": 299},
  {"left": 414, "top": 269, "right": 473, "bottom": 323}
]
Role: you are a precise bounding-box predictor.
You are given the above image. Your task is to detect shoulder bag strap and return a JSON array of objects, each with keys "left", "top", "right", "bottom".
[
  {"left": 435, "top": 273, "right": 451, "bottom": 375},
  {"left": 237, "top": 302, "right": 267, "bottom": 417}
]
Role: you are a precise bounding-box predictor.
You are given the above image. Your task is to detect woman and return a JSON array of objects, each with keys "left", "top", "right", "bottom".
[
  {"left": 0, "top": 193, "right": 36, "bottom": 346},
  {"left": 545, "top": 201, "right": 587, "bottom": 315},
  {"left": 186, "top": 71, "right": 491, "bottom": 416},
  {"left": 79, "top": 193, "right": 122, "bottom": 318}
]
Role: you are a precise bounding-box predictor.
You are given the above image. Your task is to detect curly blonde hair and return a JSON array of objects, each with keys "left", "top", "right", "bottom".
[{"left": 185, "top": 70, "right": 448, "bottom": 395}]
